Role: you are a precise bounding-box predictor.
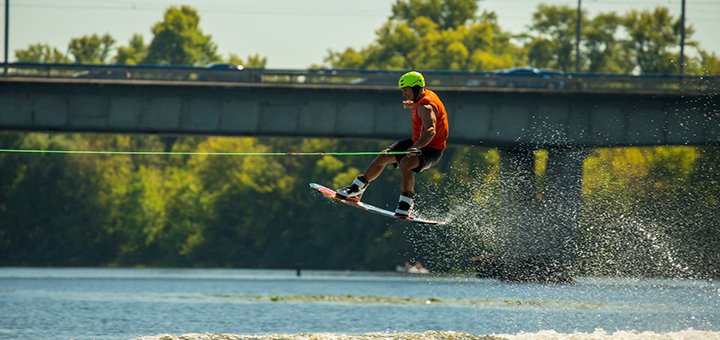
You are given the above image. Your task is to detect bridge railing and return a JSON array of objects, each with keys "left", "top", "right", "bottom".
[{"left": 2, "top": 62, "right": 718, "bottom": 94}]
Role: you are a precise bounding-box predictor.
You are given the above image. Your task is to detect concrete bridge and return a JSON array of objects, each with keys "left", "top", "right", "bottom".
[
  {"left": 1, "top": 76, "right": 718, "bottom": 281},
  {"left": 1, "top": 77, "right": 717, "bottom": 147}
]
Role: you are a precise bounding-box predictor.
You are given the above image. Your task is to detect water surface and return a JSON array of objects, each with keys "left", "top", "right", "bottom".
[{"left": 0, "top": 268, "right": 718, "bottom": 339}]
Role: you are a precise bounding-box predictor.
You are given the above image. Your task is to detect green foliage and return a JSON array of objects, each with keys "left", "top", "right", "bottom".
[
  {"left": 330, "top": 1, "right": 697, "bottom": 73},
  {"left": 583, "top": 13, "right": 632, "bottom": 73},
  {"left": 391, "top": 0, "right": 478, "bottom": 31},
  {"left": 227, "top": 53, "right": 268, "bottom": 68},
  {"left": 15, "top": 43, "right": 71, "bottom": 63},
  {"left": 580, "top": 146, "right": 719, "bottom": 278},
  {"left": 521, "top": 4, "right": 716, "bottom": 74},
  {"left": 115, "top": 34, "right": 148, "bottom": 65},
  {"left": 683, "top": 50, "right": 720, "bottom": 75},
  {"left": 0, "top": 134, "right": 115, "bottom": 265},
  {"left": 699, "top": 51, "right": 720, "bottom": 74},
  {"left": 623, "top": 7, "right": 687, "bottom": 74},
  {"left": 68, "top": 33, "right": 116, "bottom": 64},
  {"left": 13, "top": 2, "right": 720, "bottom": 74},
  {"left": 143, "top": 6, "right": 221, "bottom": 65},
  {"left": 527, "top": 4, "right": 579, "bottom": 72},
  {"left": 325, "top": 0, "right": 717, "bottom": 74},
  {"left": 325, "top": 0, "right": 521, "bottom": 70},
  {"left": 0, "top": 133, "right": 717, "bottom": 278}
]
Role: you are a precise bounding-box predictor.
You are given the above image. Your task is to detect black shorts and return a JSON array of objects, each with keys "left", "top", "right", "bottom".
[{"left": 387, "top": 139, "right": 444, "bottom": 173}]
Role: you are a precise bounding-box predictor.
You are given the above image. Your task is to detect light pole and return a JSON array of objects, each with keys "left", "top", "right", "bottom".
[
  {"left": 679, "top": 0, "right": 686, "bottom": 75},
  {"left": 574, "top": 0, "right": 582, "bottom": 72},
  {"left": 3, "top": 0, "right": 8, "bottom": 76}
]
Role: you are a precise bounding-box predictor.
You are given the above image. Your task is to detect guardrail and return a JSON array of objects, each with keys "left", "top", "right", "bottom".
[{"left": 2, "top": 62, "right": 719, "bottom": 94}]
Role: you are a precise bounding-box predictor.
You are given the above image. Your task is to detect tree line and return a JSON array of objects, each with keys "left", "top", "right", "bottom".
[
  {"left": 4, "top": 0, "right": 719, "bottom": 277},
  {"left": 15, "top": 1, "right": 720, "bottom": 74},
  {"left": 326, "top": 0, "right": 719, "bottom": 74},
  {"left": 0, "top": 133, "right": 717, "bottom": 278},
  {"left": 15, "top": 6, "right": 266, "bottom": 68}
]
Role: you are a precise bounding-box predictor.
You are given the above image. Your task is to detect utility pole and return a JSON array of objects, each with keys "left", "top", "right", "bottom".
[
  {"left": 3, "top": 0, "right": 8, "bottom": 76},
  {"left": 679, "top": 0, "right": 686, "bottom": 75},
  {"left": 575, "top": 0, "right": 582, "bottom": 73}
]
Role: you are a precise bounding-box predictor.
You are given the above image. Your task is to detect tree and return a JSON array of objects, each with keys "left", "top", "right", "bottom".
[
  {"left": 15, "top": 43, "right": 70, "bottom": 63},
  {"left": 115, "top": 34, "right": 148, "bottom": 65},
  {"left": 524, "top": 37, "right": 554, "bottom": 70},
  {"left": 391, "top": 0, "right": 478, "bottom": 30},
  {"left": 183, "top": 137, "right": 295, "bottom": 266},
  {"left": 622, "top": 7, "right": 695, "bottom": 74},
  {"left": 524, "top": 5, "right": 707, "bottom": 74},
  {"left": 685, "top": 146, "right": 720, "bottom": 276},
  {"left": 227, "top": 53, "right": 267, "bottom": 68},
  {"left": 697, "top": 50, "right": 720, "bottom": 74},
  {"left": 68, "top": 33, "right": 116, "bottom": 64},
  {"left": 584, "top": 12, "right": 632, "bottom": 73},
  {"left": 0, "top": 134, "right": 116, "bottom": 265},
  {"left": 526, "top": 4, "right": 579, "bottom": 71},
  {"left": 325, "top": 0, "right": 521, "bottom": 71},
  {"left": 143, "top": 6, "right": 220, "bottom": 65}
]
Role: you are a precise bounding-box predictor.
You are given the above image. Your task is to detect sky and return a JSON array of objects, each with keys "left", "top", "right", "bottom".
[{"left": 3, "top": 0, "right": 720, "bottom": 69}]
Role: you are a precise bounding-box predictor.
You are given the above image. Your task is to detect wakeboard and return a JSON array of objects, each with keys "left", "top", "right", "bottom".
[{"left": 309, "top": 182, "right": 444, "bottom": 225}]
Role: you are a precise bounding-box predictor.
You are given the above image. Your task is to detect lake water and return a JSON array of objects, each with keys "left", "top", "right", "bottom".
[{"left": 0, "top": 268, "right": 718, "bottom": 339}]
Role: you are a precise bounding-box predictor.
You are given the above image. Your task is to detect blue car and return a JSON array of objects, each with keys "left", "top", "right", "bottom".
[
  {"left": 197, "top": 63, "right": 255, "bottom": 82},
  {"left": 492, "top": 67, "right": 566, "bottom": 89}
]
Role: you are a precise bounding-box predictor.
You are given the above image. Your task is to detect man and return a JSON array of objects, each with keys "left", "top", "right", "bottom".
[{"left": 336, "top": 71, "right": 449, "bottom": 218}]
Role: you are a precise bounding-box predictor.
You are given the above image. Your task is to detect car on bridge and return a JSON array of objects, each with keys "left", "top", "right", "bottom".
[
  {"left": 493, "top": 67, "right": 566, "bottom": 89},
  {"left": 72, "top": 69, "right": 132, "bottom": 80},
  {"left": 466, "top": 67, "right": 577, "bottom": 89},
  {"left": 207, "top": 63, "right": 244, "bottom": 72},
  {"left": 196, "top": 63, "right": 260, "bottom": 82}
]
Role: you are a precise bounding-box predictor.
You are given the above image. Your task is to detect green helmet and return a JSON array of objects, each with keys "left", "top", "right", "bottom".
[{"left": 397, "top": 71, "right": 425, "bottom": 88}]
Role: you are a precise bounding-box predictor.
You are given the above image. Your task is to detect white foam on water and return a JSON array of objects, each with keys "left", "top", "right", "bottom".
[
  {"left": 498, "top": 328, "right": 720, "bottom": 340},
  {"left": 135, "top": 329, "right": 720, "bottom": 340}
]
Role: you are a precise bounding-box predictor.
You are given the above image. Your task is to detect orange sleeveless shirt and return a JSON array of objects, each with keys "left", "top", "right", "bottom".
[{"left": 412, "top": 89, "right": 449, "bottom": 150}]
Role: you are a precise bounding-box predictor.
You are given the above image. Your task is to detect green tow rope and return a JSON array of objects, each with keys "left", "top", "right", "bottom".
[{"left": 0, "top": 149, "right": 416, "bottom": 157}]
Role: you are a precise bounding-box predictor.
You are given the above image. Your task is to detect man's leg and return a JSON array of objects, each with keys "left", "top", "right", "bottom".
[
  {"left": 337, "top": 154, "right": 396, "bottom": 200},
  {"left": 363, "top": 154, "right": 397, "bottom": 182},
  {"left": 337, "top": 140, "right": 413, "bottom": 201},
  {"left": 398, "top": 155, "right": 420, "bottom": 194},
  {"left": 395, "top": 155, "right": 420, "bottom": 217},
  {"left": 363, "top": 139, "right": 413, "bottom": 182}
]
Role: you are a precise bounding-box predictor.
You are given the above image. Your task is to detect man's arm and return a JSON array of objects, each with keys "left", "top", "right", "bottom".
[{"left": 411, "top": 104, "right": 437, "bottom": 150}]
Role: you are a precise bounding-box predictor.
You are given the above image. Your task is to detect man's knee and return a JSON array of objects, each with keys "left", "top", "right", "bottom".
[
  {"left": 399, "top": 156, "right": 419, "bottom": 172},
  {"left": 374, "top": 154, "right": 396, "bottom": 166}
]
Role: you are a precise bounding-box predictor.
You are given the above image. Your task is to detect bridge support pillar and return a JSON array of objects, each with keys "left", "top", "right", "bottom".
[
  {"left": 476, "top": 147, "right": 585, "bottom": 282},
  {"left": 543, "top": 148, "right": 585, "bottom": 279}
]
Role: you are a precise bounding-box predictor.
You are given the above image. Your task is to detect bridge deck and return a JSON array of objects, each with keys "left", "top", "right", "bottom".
[{"left": 1, "top": 76, "right": 718, "bottom": 148}]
